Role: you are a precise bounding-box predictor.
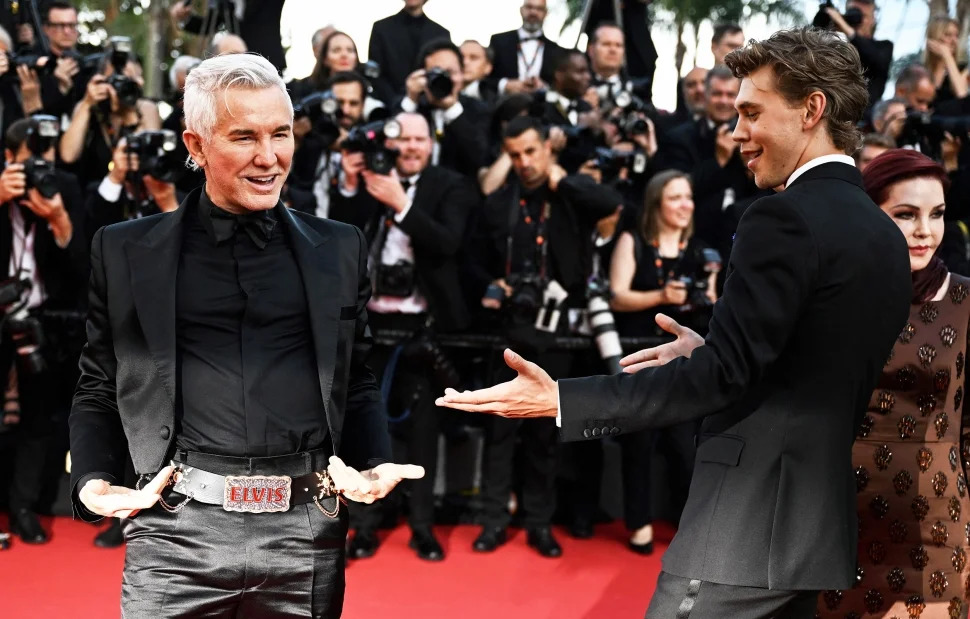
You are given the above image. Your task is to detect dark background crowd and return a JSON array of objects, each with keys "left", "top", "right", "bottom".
[{"left": 0, "top": 0, "right": 965, "bottom": 562}]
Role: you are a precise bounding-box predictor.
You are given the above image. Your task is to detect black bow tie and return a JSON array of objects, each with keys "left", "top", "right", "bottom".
[
  {"left": 208, "top": 205, "right": 277, "bottom": 249},
  {"left": 520, "top": 33, "right": 541, "bottom": 42}
]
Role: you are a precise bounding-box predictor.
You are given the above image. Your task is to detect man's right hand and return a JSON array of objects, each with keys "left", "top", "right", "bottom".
[
  {"left": 0, "top": 163, "right": 26, "bottom": 204},
  {"left": 620, "top": 313, "right": 704, "bottom": 373},
  {"left": 405, "top": 69, "right": 428, "bottom": 105},
  {"left": 53, "top": 56, "right": 80, "bottom": 95},
  {"left": 83, "top": 74, "right": 110, "bottom": 107},
  {"left": 170, "top": 0, "right": 193, "bottom": 24},
  {"left": 339, "top": 151, "right": 366, "bottom": 193},
  {"left": 661, "top": 279, "right": 688, "bottom": 306},
  {"left": 79, "top": 466, "right": 175, "bottom": 519}
]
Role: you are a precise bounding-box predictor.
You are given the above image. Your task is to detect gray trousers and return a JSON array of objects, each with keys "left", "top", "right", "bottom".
[{"left": 646, "top": 571, "right": 818, "bottom": 619}]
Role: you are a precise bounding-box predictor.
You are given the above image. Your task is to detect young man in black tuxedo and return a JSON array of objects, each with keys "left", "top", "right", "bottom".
[
  {"left": 331, "top": 111, "right": 477, "bottom": 562},
  {"left": 368, "top": 0, "right": 450, "bottom": 98},
  {"left": 69, "top": 54, "right": 422, "bottom": 618},
  {"left": 487, "top": 0, "right": 564, "bottom": 96},
  {"left": 398, "top": 39, "right": 489, "bottom": 178},
  {"left": 439, "top": 28, "right": 913, "bottom": 617}
]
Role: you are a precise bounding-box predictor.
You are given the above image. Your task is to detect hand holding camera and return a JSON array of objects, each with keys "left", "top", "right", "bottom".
[
  {"left": 661, "top": 280, "right": 689, "bottom": 306},
  {"left": 340, "top": 151, "right": 366, "bottom": 193},
  {"left": 108, "top": 138, "right": 138, "bottom": 184},
  {"left": 53, "top": 56, "right": 80, "bottom": 95},
  {"left": 361, "top": 168, "right": 409, "bottom": 214},
  {"left": 15, "top": 65, "right": 42, "bottom": 115},
  {"left": 405, "top": 66, "right": 460, "bottom": 109},
  {"left": 83, "top": 74, "right": 112, "bottom": 108},
  {"left": 0, "top": 164, "right": 26, "bottom": 204},
  {"left": 715, "top": 123, "right": 739, "bottom": 167}
]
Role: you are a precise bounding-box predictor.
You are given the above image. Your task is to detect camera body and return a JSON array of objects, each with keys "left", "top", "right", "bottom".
[
  {"left": 103, "top": 36, "right": 142, "bottom": 109},
  {"left": 813, "top": 0, "right": 863, "bottom": 30},
  {"left": 899, "top": 111, "right": 970, "bottom": 160},
  {"left": 374, "top": 260, "right": 416, "bottom": 298},
  {"left": 674, "top": 247, "right": 723, "bottom": 311},
  {"left": 343, "top": 119, "right": 402, "bottom": 174},
  {"left": 505, "top": 272, "right": 545, "bottom": 321},
  {"left": 126, "top": 129, "right": 180, "bottom": 182},
  {"left": 425, "top": 67, "right": 454, "bottom": 101},
  {"left": 593, "top": 147, "right": 647, "bottom": 186},
  {"left": 20, "top": 115, "right": 60, "bottom": 199},
  {"left": 294, "top": 90, "right": 342, "bottom": 147},
  {"left": 611, "top": 90, "right": 655, "bottom": 140}
]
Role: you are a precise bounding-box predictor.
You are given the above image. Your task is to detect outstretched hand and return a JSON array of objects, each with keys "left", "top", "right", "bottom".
[
  {"left": 620, "top": 313, "right": 704, "bottom": 373},
  {"left": 327, "top": 456, "right": 424, "bottom": 504},
  {"left": 435, "top": 348, "right": 558, "bottom": 419},
  {"left": 78, "top": 466, "right": 175, "bottom": 519}
]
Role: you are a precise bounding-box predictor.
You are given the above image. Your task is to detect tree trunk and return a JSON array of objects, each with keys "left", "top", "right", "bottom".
[
  {"left": 145, "top": 0, "right": 167, "bottom": 99},
  {"left": 692, "top": 19, "right": 703, "bottom": 68},
  {"left": 928, "top": 0, "right": 950, "bottom": 19},
  {"left": 674, "top": 16, "right": 686, "bottom": 75}
]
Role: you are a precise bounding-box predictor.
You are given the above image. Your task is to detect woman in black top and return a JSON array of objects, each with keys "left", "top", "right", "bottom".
[
  {"left": 604, "top": 170, "right": 717, "bottom": 554},
  {"left": 924, "top": 15, "right": 968, "bottom": 105}
]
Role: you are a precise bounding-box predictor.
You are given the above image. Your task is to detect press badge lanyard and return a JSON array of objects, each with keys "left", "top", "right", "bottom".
[{"left": 505, "top": 196, "right": 550, "bottom": 280}]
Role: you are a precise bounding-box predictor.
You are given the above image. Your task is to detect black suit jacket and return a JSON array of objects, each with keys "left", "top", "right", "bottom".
[
  {"left": 184, "top": 0, "right": 286, "bottom": 70},
  {"left": 487, "top": 30, "right": 563, "bottom": 87},
  {"left": 368, "top": 10, "right": 450, "bottom": 98},
  {"left": 69, "top": 188, "right": 390, "bottom": 520},
  {"left": 330, "top": 165, "right": 477, "bottom": 332},
  {"left": 558, "top": 163, "right": 912, "bottom": 589}
]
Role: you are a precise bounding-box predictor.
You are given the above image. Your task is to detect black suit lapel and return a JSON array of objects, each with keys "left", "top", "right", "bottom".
[
  {"left": 276, "top": 205, "right": 341, "bottom": 435},
  {"left": 124, "top": 197, "right": 190, "bottom": 407}
]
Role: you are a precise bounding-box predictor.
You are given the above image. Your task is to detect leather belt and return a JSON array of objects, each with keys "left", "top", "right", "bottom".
[{"left": 160, "top": 460, "right": 342, "bottom": 517}]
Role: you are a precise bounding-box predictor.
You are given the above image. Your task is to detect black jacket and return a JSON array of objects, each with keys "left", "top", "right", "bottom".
[
  {"left": 850, "top": 35, "right": 893, "bottom": 109},
  {"left": 487, "top": 30, "right": 563, "bottom": 87},
  {"left": 393, "top": 94, "right": 489, "bottom": 178},
  {"left": 470, "top": 174, "right": 622, "bottom": 306},
  {"left": 558, "top": 163, "right": 912, "bottom": 589},
  {"left": 69, "top": 188, "right": 390, "bottom": 520},
  {"left": 183, "top": 0, "right": 286, "bottom": 70},
  {"left": 368, "top": 10, "right": 450, "bottom": 98},
  {"left": 330, "top": 165, "right": 477, "bottom": 332}
]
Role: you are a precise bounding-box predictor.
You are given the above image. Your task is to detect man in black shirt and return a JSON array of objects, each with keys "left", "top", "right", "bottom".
[
  {"left": 823, "top": 0, "right": 892, "bottom": 109},
  {"left": 69, "top": 54, "right": 421, "bottom": 618}
]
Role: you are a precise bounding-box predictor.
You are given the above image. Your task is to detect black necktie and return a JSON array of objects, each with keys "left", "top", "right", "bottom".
[
  {"left": 208, "top": 206, "right": 277, "bottom": 249},
  {"left": 400, "top": 179, "right": 412, "bottom": 191}
]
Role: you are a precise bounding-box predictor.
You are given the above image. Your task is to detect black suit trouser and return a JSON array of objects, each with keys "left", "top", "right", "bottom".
[
  {"left": 479, "top": 350, "right": 570, "bottom": 529},
  {"left": 646, "top": 571, "right": 818, "bottom": 619},
  {"left": 9, "top": 363, "right": 60, "bottom": 511},
  {"left": 121, "top": 452, "right": 347, "bottom": 618}
]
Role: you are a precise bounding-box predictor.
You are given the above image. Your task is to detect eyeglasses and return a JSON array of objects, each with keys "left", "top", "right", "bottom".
[{"left": 45, "top": 22, "right": 78, "bottom": 31}]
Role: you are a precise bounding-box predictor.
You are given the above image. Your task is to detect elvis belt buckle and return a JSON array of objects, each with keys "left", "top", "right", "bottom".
[{"left": 223, "top": 475, "right": 292, "bottom": 513}]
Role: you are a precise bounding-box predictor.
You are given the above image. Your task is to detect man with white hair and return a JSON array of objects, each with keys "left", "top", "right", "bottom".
[{"left": 68, "top": 53, "right": 422, "bottom": 617}]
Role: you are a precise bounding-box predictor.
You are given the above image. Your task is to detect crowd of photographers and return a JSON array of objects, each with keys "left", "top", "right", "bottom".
[{"left": 1, "top": 0, "right": 968, "bottom": 565}]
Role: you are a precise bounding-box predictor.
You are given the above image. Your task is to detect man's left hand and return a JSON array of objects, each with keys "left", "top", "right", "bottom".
[
  {"left": 435, "top": 348, "right": 558, "bottom": 419},
  {"left": 361, "top": 169, "right": 409, "bottom": 213},
  {"left": 327, "top": 456, "right": 425, "bottom": 504},
  {"left": 22, "top": 188, "right": 65, "bottom": 222}
]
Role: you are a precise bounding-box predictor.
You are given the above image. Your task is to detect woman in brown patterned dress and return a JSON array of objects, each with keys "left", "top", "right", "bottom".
[{"left": 817, "top": 149, "right": 970, "bottom": 618}]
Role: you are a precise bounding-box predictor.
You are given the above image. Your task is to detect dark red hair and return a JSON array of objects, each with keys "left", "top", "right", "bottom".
[
  {"left": 862, "top": 148, "right": 950, "bottom": 304},
  {"left": 862, "top": 148, "right": 950, "bottom": 205}
]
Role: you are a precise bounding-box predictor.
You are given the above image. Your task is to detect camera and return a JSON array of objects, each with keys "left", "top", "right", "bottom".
[
  {"left": 611, "top": 89, "right": 656, "bottom": 139},
  {"left": 504, "top": 272, "right": 545, "bottom": 321},
  {"left": 343, "top": 119, "right": 402, "bottom": 174},
  {"left": 899, "top": 110, "right": 970, "bottom": 160},
  {"left": 587, "top": 275, "right": 622, "bottom": 373},
  {"left": 294, "top": 90, "right": 342, "bottom": 147},
  {"left": 425, "top": 67, "right": 454, "bottom": 101},
  {"left": 813, "top": 0, "right": 863, "bottom": 30},
  {"left": 6, "top": 315, "right": 46, "bottom": 375},
  {"left": 402, "top": 328, "right": 461, "bottom": 389},
  {"left": 359, "top": 60, "right": 381, "bottom": 82},
  {"left": 20, "top": 115, "right": 60, "bottom": 199},
  {"left": 125, "top": 129, "right": 180, "bottom": 182},
  {"left": 675, "top": 247, "right": 723, "bottom": 312},
  {"left": 373, "top": 260, "right": 416, "bottom": 298},
  {"left": 593, "top": 147, "right": 647, "bottom": 186},
  {"left": 5, "top": 53, "right": 54, "bottom": 76},
  {"left": 103, "top": 36, "right": 142, "bottom": 109}
]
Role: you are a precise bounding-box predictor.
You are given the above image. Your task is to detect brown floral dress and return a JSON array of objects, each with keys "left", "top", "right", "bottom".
[{"left": 817, "top": 275, "right": 970, "bottom": 619}]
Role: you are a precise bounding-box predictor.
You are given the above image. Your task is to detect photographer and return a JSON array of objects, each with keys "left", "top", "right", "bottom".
[
  {"left": 820, "top": 0, "right": 892, "bottom": 108},
  {"left": 33, "top": 2, "right": 88, "bottom": 120},
  {"left": 0, "top": 25, "right": 44, "bottom": 133},
  {"left": 58, "top": 39, "right": 161, "bottom": 190},
  {"left": 399, "top": 39, "right": 489, "bottom": 179},
  {"left": 534, "top": 49, "right": 603, "bottom": 174},
  {"left": 923, "top": 16, "right": 968, "bottom": 105},
  {"left": 466, "top": 115, "right": 622, "bottom": 558},
  {"left": 0, "top": 116, "right": 86, "bottom": 545},
  {"left": 333, "top": 112, "right": 477, "bottom": 562},
  {"left": 603, "top": 170, "right": 717, "bottom": 555},
  {"left": 487, "top": 0, "right": 563, "bottom": 96},
  {"left": 588, "top": 22, "right": 650, "bottom": 106},
  {"left": 84, "top": 134, "right": 181, "bottom": 241},
  {"left": 290, "top": 71, "right": 377, "bottom": 218},
  {"left": 460, "top": 40, "right": 497, "bottom": 105},
  {"left": 656, "top": 65, "right": 756, "bottom": 249},
  {"left": 288, "top": 31, "right": 390, "bottom": 112}
]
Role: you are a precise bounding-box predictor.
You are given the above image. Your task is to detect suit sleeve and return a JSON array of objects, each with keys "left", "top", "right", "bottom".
[
  {"left": 69, "top": 227, "right": 127, "bottom": 521},
  {"left": 396, "top": 176, "right": 477, "bottom": 256},
  {"left": 338, "top": 227, "right": 392, "bottom": 470},
  {"left": 559, "top": 174, "right": 623, "bottom": 221},
  {"left": 443, "top": 109, "right": 489, "bottom": 176},
  {"left": 654, "top": 131, "right": 696, "bottom": 174},
  {"left": 557, "top": 196, "right": 818, "bottom": 440}
]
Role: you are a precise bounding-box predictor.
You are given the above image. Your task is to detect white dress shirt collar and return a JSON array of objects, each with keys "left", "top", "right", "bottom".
[{"left": 785, "top": 154, "right": 856, "bottom": 188}]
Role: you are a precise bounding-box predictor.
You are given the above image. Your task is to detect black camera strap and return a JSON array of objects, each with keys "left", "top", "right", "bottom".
[{"left": 504, "top": 189, "right": 550, "bottom": 282}]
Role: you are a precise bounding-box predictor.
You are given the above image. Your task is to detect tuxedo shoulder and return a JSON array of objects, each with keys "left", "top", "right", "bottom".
[
  {"left": 491, "top": 30, "right": 517, "bottom": 43},
  {"left": 289, "top": 209, "right": 359, "bottom": 238},
  {"left": 100, "top": 210, "right": 170, "bottom": 238}
]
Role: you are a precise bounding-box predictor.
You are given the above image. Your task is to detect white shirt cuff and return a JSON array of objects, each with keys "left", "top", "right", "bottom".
[
  {"left": 97, "top": 176, "right": 123, "bottom": 202},
  {"left": 401, "top": 97, "right": 419, "bottom": 113},
  {"left": 393, "top": 198, "right": 413, "bottom": 222},
  {"left": 442, "top": 101, "right": 464, "bottom": 123},
  {"left": 498, "top": 78, "right": 509, "bottom": 94},
  {"left": 556, "top": 382, "right": 561, "bottom": 427}
]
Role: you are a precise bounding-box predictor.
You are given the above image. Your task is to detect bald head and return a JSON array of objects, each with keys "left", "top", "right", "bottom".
[
  {"left": 521, "top": 0, "right": 547, "bottom": 33},
  {"left": 209, "top": 33, "right": 247, "bottom": 57},
  {"left": 392, "top": 112, "right": 433, "bottom": 176}
]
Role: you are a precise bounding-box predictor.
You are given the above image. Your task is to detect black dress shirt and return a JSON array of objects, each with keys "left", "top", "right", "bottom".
[
  {"left": 175, "top": 189, "right": 327, "bottom": 457},
  {"left": 510, "top": 185, "right": 549, "bottom": 276}
]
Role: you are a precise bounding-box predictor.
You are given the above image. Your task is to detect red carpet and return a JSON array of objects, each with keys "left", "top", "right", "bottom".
[{"left": 2, "top": 516, "right": 669, "bottom": 618}]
